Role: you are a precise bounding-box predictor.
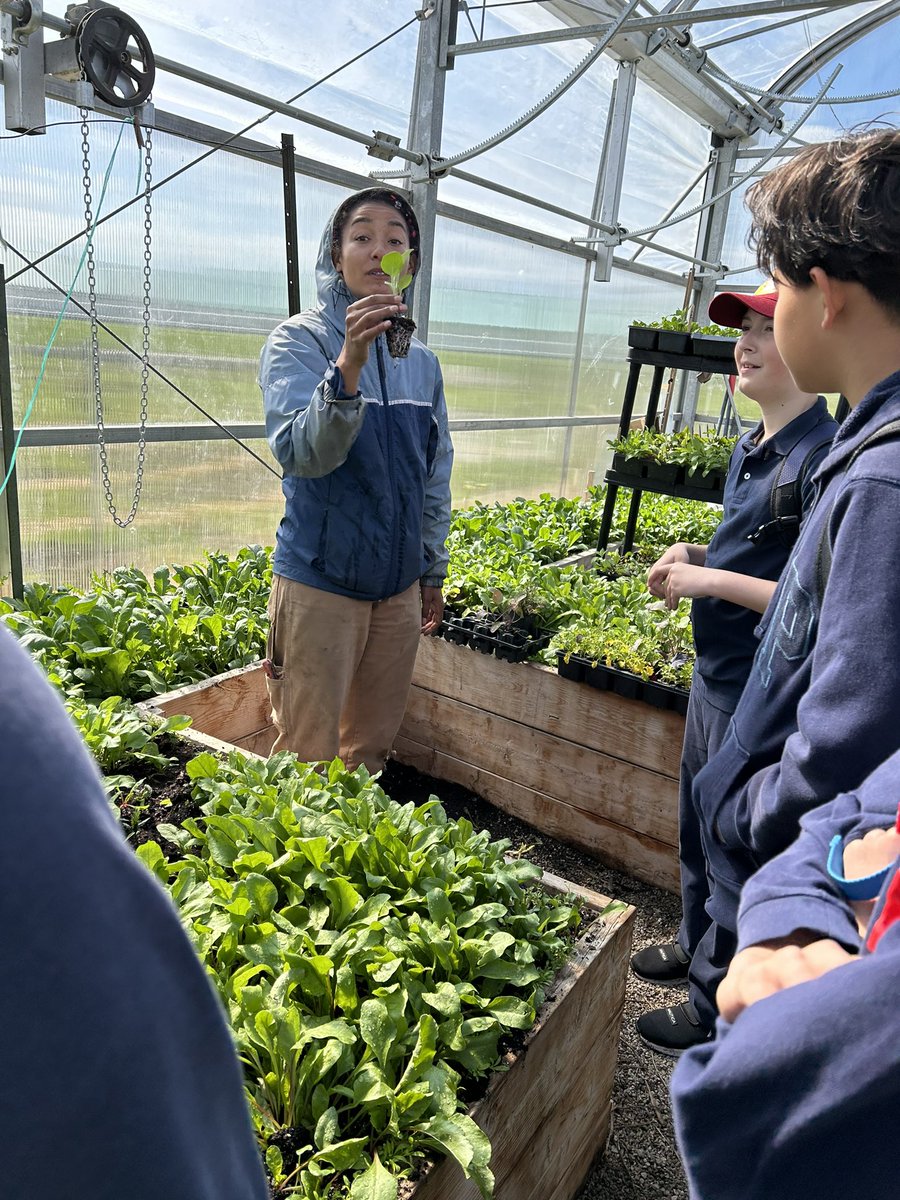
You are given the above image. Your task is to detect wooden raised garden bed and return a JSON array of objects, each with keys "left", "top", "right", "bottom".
[
  {"left": 142, "top": 680, "right": 636, "bottom": 1200},
  {"left": 145, "top": 636, "right": 682, "bottom": 893},
  {"left": 409, "top": 873, "right": 633, "bottom": 1200}
]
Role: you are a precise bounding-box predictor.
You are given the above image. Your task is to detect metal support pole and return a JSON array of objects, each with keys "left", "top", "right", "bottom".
[
  {"left": 405, "top": 0, "right": 453, "bottom": 339},
  {"left": 676, "top": 133, "right": 740, "bottom": 428},
  {"left": 281, "top": 134, "right": 302, "bottom": 316},
  {"left": 0, "top": 267, "right": 24, "bottom": 598},
  {"left": 596, "top": 357, "right": 643, "bottom": 550},
  {"left": 559, "top": 258, "right": 594, "bottom": 494},
  {"left": 591, "top": 60, "right": 637, "bottom": 283}
]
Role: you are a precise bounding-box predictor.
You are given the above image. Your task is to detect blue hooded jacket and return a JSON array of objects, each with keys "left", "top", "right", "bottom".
[{"left": 259, "top": 192, "right": 453, "bottom": 602}]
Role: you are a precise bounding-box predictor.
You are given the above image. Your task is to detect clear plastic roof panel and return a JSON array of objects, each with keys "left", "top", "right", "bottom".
[{"left": 1, "top": 1, "right": 895, "bottom": 583}]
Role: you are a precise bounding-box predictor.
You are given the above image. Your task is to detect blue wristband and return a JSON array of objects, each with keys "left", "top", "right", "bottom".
[{"left": 826, "top": 834, "right": 893, "bottom": 901}]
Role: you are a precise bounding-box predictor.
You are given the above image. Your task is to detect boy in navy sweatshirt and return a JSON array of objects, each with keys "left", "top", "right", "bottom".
[
  {"left": 632, "top": 287, "right": 836, "bottom": 1020},
  {"left": 640, "top": 127, "right": 900, "bottom": 1055},
  {"left": 671, "top": 749, "right": 900, "bottom": 1199}
]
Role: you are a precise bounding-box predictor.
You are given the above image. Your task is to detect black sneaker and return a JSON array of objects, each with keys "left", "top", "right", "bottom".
[
  {"left": 636, "top": 1002, "right": 711, "bottom": 1058},
  {"left": 630, "top": 941, "right": 691, "bottom": 984}
]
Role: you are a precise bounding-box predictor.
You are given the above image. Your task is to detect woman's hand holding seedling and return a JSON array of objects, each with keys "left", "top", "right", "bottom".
[{"left": 336, "top": 251, "right": 413, "bottom": 393}]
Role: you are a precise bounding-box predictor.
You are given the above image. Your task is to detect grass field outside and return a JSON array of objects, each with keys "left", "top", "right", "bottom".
[{"left": 3, "top": 310, "right": 750, "bottom": 587}]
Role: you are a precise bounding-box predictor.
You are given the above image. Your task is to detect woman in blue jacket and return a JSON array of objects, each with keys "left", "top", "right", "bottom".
[{"left": 259, "top": 188, "right": 453, "bottom": 773}]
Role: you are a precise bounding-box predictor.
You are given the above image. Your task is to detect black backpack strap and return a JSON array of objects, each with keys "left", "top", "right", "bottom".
[
  {"left": 813, "top": 416, "right": 900, "bottom": 599},
  {"left": 748, "top": 418, "right": 837, "bottom": 549}
]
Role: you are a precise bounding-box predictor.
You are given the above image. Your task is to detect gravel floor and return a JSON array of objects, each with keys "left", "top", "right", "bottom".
[{"left": 381, "top": 761, "right": 690, "bottom": 1200}]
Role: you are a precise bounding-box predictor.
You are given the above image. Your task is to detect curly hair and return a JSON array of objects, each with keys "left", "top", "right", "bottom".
[{"left": 746, "top": 128, "right": 900, "bottom": 320}]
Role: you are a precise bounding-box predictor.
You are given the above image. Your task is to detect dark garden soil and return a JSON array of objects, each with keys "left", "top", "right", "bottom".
[
  {"left": 114, "top": 747, "right": 686, "bottom": 1200},
  {"left": 117, "top": 738, "right": 202, "bottom": 857}
]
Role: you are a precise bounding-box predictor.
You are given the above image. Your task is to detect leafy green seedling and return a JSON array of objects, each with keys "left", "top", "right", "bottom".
[{"left": 380, "top": 249, "right": 413, "bottom": 294}]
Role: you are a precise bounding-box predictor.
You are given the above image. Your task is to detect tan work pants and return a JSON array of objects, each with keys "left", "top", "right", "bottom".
[{"left": 265, "top": 574, "right": 421, "bottom": 774}]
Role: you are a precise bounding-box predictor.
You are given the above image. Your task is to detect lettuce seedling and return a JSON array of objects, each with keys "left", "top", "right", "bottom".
[{"left": 380, "top": 249, "right": 413, "bottom": 293}]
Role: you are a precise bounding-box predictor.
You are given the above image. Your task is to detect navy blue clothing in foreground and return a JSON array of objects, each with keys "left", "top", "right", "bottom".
[
  {"left": 672, "top": 752, "right": 900, "bottom": 1200},
  {"left": 0, "top": 627, "right": 268, "bottom": 1200},
  {"left": 687, "top": 370, "right": 900, "bottom": 1026},
  {"left": 693, "top": 396, "right": 835, "bottom": 710}
]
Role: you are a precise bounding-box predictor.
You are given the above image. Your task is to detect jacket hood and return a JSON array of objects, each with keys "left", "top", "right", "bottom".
[
  {"left": 314, "top": 187, "right": 421, "bottom": 324},
  {"left": 817, "top": 369, "right": 900, "bottom": 481}
]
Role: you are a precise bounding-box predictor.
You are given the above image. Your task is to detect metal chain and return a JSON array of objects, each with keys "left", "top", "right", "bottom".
[{"left": 81, "top": 108, "right": 152, "bottom": 528}]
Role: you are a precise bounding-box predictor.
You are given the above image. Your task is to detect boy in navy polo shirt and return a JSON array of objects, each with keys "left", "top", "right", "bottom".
[
  {"left": 642, "top": 128, "right": 900, "bottom": 1057},
  {"left": 671, "top": 749, "right": 900, "bottom": 1200},
  {"left": 632, "top": 287, "right": 837, "bottom": 1048}
]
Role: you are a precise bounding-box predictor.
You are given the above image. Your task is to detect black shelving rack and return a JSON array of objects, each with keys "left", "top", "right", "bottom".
[{"left": 596, "top": 343, "right": 736, "bottom": 552}]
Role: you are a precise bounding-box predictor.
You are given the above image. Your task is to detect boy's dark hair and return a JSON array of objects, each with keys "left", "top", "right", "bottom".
[{"left": 746, "top": 129, "right": 900, "bottom": 319}]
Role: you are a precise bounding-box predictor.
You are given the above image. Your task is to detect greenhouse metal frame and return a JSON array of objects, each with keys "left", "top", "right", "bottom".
[{"left": 2, "top": 0, "right": 899, "bottom": 593}]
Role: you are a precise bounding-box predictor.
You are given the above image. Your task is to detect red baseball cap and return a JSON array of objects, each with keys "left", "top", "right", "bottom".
[{"left": 708, "top": 282, "right": 777, "bottom": 328}]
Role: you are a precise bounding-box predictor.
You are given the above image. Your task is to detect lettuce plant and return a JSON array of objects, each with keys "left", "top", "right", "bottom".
[
  {"left": 136, "top": 752, "right": 586, "bottom": 1199},
  {"left": 380, "top": 250, "right": 413, "bottom": 294}
]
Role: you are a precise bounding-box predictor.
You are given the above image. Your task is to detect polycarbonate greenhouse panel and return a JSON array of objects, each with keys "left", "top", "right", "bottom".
[{"left": 13, "top": 438, "right": 283, "bottom": 588}]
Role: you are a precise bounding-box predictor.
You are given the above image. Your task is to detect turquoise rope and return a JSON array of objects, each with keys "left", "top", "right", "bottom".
[{"left": 1, "top": 118, "right": 133, "bottom": 498}]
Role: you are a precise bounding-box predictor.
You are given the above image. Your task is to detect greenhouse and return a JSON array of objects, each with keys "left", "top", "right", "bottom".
[{"left": 2, "top": 3, "right": 900, "bottom": 1200}]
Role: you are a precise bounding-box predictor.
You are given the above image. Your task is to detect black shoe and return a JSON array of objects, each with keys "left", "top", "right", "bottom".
[
  {"left": 636, "top": 1002, "right": 711, "bottom": 1058},
  {"left": 630, "top": 941, "right": 691, "bottom": 984}
]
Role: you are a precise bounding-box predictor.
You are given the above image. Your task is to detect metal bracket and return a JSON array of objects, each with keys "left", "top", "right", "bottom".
[
  {"left": 367, "top": 129, "right": 401, "bottom": 161},
  {"left": 2, "top": 0, "right": 44, "bottom": 132}
]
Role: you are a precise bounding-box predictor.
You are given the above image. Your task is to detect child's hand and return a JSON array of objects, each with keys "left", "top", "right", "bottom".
[
  {"left": 647, "top": 544, "right": 690, "bottom": 598},
  {"left": 717, "top": 938, "right": 856, "bottom": 1023},
  {"left": 842, "top": 827, "right": 900, "bottom": 933},
  {"left": 843, "top": 827, "right": 900, "bottom": 878},
  {"left": 662, "top": 562, "right": 713, "bottom": 609}
]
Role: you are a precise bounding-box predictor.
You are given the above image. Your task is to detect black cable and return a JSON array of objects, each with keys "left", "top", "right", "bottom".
[
  {"left": 3, "top": 235, "right": 282, "bottom": 478},
  {"left": 0, "top": 117, "right": 132, "bottom": 139},
  {"left": 7, "top": 13, "right": 420, "bottom": 284}
]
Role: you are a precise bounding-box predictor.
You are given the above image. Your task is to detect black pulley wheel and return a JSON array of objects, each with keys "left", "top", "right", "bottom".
[{"left": 75, "top": 6, "right": 155, "bottom": 108}]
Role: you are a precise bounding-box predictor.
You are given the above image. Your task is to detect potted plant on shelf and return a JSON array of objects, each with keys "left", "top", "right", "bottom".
[
  {"left": 654, "top": 308, "right": 693, "bottom": 355},
  {"left": 669, "top": 429, "right": 735, "bottom": 491},
  {"left": 628, "top": 309, "right": 694, "bottom": 355},
  {"left": 691, "top": 320, "right": 739, "bottom": 361},
  {"left": 608, "top": 428, "right": 682, "bottom": 485},
  {"left": 381, "top": 249, "right": 417, "bottom": 358}
]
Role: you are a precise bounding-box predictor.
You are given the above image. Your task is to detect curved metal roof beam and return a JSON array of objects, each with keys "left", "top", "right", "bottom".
[{"left": 767, "top": 0, "right": 900, "bottom": 96}]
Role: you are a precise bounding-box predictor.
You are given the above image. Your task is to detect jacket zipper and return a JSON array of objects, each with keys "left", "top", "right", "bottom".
[{"left": 375, "top": 337, "right": 402, "bottom": 597}]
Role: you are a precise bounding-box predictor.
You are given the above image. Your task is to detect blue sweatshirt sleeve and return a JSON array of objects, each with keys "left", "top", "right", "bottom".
[
  {"left": 743, "top": 475, "right": 900, "bottom": 858},
  {"left": 421, "top": 365, "right": 453, "bottom": 587},
  {"left": 0, "top": 627, "right": 268, "bottom": 1200},
  {"left": 737, "top": 752, "right": 900, "bottom": 951},
  {"left": 672, "top": 928, "right": 900, "bottom": 1200},
  {"left": 260, "top": 318, "right": 366, "bottom": 478}
]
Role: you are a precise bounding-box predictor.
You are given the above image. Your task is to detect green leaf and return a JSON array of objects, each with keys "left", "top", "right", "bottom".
[
  {"left": 264, "top": 1144, "right": 284, "bottom": 1181},
  {"left": 418, "top": 1113, "right": 494, "bottom": 1200},
  {"left": 310, "top": 1135, "right": 368, "bottom": 1172},
  {"left": 359, "top": 998, "right": 394, "bottom": 1069},
  {"left": 324, "top": 876, "right": 363, "bottom": 928},
  {"left": 422, "top": 981, "right": 461, "bottom": 1017},
  {"left": 314, "top": 1105, "right": 340, "bottom": 1150},
  {"left": 426, "top": 888, "right": 453, "bottom": 927},
  {"left": 186, "top": 752, "right": 220, "bottom": 779},
  {"left": 136, "top": 840, "right": 168, "bottom": 882},
  {"left": 486, "top": 995, "right": 534, "bottom": 1028},
  {"left": 348, "top": 1154, "right": 399, "bottom": 1200}
]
